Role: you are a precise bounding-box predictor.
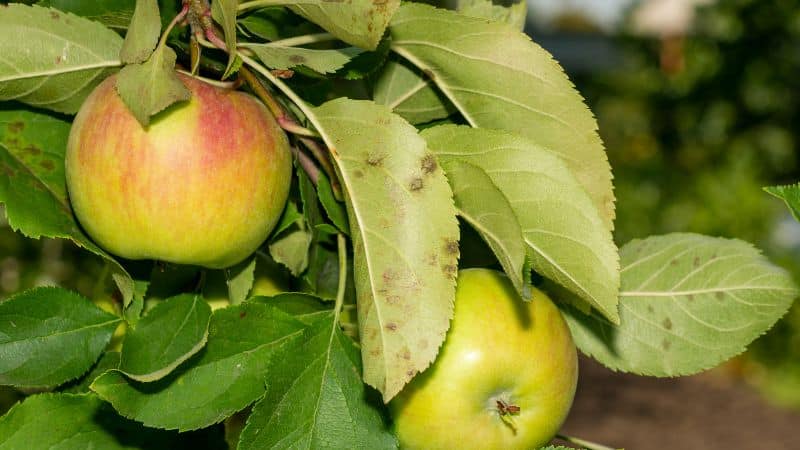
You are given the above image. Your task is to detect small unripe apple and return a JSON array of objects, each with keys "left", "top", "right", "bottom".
[
  {"left": 65, "top": 73, "right": 291, "bottom": 268},
  {"left": 390, "top": 268, "right": 578, "bottom": 450}
]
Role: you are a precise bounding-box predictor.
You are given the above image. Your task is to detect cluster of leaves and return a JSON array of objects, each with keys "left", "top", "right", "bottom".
[
  {"left": 573, "top": 0, "right": 800, "bottom": 408},
  {"left": 0, "top": 0, "right": 797, "bottom": 448}
]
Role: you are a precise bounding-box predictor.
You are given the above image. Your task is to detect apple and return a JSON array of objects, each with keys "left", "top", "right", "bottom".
[
  {"left": 390, "top": 268, "right": 578, "bottom": 450},
  {"left": 65, "top": 73, "right": 292, "bottom": 269}
]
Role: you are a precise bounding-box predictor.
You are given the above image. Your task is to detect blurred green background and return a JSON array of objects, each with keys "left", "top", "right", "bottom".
[{"left": 2, "top": 0, "right": 800, "bottom": 414}]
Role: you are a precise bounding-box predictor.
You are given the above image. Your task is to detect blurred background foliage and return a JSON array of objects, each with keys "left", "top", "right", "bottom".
[{"left": 2, "top": 0, "right": 800, "bottom": 412}]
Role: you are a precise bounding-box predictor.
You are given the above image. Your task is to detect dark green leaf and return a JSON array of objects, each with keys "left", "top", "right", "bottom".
[
  {"left": 91, "top": 303, "right": 307, "bottom": 431},
  {"left": 62, "top": 352, "right": 121, "bottom": 394},
  {"left": 243, "top": 43, "right": 362, "bottom": 74},
  {"left": 239, "top": 313, "right": 397, "bottom": 449},
  {"left": 119, "top": 294, "right": 211, "bottom": 382},
  {"left": 0, "top": 287, "right": 120, "bottom": 388},
  {"left": 317, "top": 170, "right": 348, "bottom": 233},
  {"left": 249, "top": 292, "right": 331, "bottom": 324}
]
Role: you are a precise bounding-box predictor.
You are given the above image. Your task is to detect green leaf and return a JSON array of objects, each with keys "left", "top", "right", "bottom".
[
  {"left": 269, "top": 221, "right": 313, "bottom": 276},
  {"left": 563, "top": 233, "right": 799, "bottom": 376},
  {"left": 62, "top": 352, "right": 121, "bottom": 394},
  {"left": 0, "top": 4, "right": 123, "bottom": 114},
  {"left": 0, "top": 392, "right": 223, "bottom": 449},
  {"left": 211, "top": 0, "right": 238, "bottom": 78},
  {"left": 273, "top": 200, "right": 304, "bottom": 237},
  {"left": 453, "top": 0, "right": 527, "bottom": 30},
  {"left": 0, "top": 394, "right": 129, "bottom": 449},
  {"left": 226, "top": 257, "right": 257, "bottom": 305},
  {"left": 120, "top": 0, "right": 161, "bottom": 64},
  {"left": 286, "top": 0, "right": 400, "bottom": 50},
  {"left": 115, "top": 45, "right": 190, "bottom": 126},
  {"left": 765, "top": 183, "right": 800, "bottom": 222},
  {"left": 0, "top": 107, "right": 137, "bottom": 307},
  {"left": 91, "top": 303, "right": 307, "bottom": 431},
  {"left": 317, "top": 170, "right": 348, "bottom": 233},
  {"left": 424, "top": 125, "right": 620, "bottom": 323},
  {"left": 249, "top": 293, "right": 332, "bottom": 323},
  {"left": 119, "top": 294, "right": 211, "bottom": 382},
  {"left": 37, "top": 0, "right": 137, "bottom": 31},
  {"left": 373, "top": 58, "right": 455, "bottom": 125},
  {"left": 239, "top": 313, "right": 397, "bottom": 449},
  {"left": 242, "top": 43, "right": 362, "bottom": 74},
  {"left": 312, "top": 98, "right": 460, "bottom": 401},
  {"left": 390, "top": 3, "right": 615, "bottom": 230},
  {"left": 0, "top": 287, "right": 120, "bottom": 388},
  {"left": 439, "top": 159, "right": 529, "bottom": 298}
]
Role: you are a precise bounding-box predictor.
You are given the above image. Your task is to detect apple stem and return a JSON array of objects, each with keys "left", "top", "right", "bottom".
[{"left": 292, "top": 146, "right": 320, "bottom": 186}]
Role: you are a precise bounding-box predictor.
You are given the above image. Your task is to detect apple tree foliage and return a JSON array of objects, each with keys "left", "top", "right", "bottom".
[{"left": 0, "top": 0, "right": 796, "bottom": 448}]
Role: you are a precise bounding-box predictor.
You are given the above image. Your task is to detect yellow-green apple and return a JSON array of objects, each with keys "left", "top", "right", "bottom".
[
  {"left": 390, "top": 268, "right": 578, "bottom": 450},
  {"left": 65, "top": 73, "right": 292, "bottom": 268}
]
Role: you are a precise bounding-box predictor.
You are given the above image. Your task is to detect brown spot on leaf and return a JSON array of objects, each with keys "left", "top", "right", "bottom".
[
  {"left": 39, "top": 160, "right": 55, "bottom": 171},
  {"left": 239, "top": 311, "right": 247, "bottom": 319},
  {"left": 663, "top": 318, "right": 673, "bottom": 330},
  {"left": 366, "top": 153, "right": 384, "bottom": 167},
  {"left": 409, "top": 177, "right": 423, "bottom": 191},
  {"left": 670, "top": 259, "right": 678, "bottom": 265},
  {"left": 442, "top": 264, "right": 457, "bottom": 279},
  {"left": 50, "top": 11, "right": 60, "bottom": 19},
  {"left": 401, "top": 348, "right": 411, "bottom": 360},
  {"left": 443, "top": 238, "right": 459, "bottom": 255},
  {"left": 353, "top": 169, "right": 364, "bottom": 178},
  {"left": 7, "top": 121, "right": 23, "bottom": 133},
  {"left": 288, "top": 54, "right": 306, "bottom": 64},
  {"left": 693, "top": 256, "right": 700, "bottom": 267},
  {"left": 406, "top": 369, "right": 417, "bottom": 378},
  {"left": 55, "top": 56, "right": 62, "bottom": 64},
  {"left": 385, "top": 294, "right": 402, "bottom": 305},
  {"left": 1, "top": 163, "right": 14, "bottom": 177},
  {"left": 662, "top": 339, "right": 671, "bottom": 351},
  {"left": 715, "top": 291, "right": 725, "bottom": 301},
  {"left": 422, "top": 69, "right": 436, "bottom": 80},
  {"left": 421, "top": 154, "right": 437, "bottom": 174},
  {"left": 647, "top": 305, "right": 655, "bottom": 314},
  {"left": 24, "top": 145, "right": 41, "bottom": 156},
  {"left": 385, "top": 322, "right": 398, "bottom": 331},
  {"left": 687, "top": 294, "right": 695, "bottom": 302}
]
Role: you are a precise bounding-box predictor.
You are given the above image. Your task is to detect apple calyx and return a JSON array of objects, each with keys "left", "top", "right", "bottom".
[{"left": 494, "top": 398, "right": 521, "bottom": 431}]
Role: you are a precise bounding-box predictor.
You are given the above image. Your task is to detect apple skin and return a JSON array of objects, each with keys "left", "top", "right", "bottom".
[
  {"left": 390, "top": 268, "right": 578, "bottom": 450},
  {"left": 65, "top": 73, "right": 292, "bottom": 268}
]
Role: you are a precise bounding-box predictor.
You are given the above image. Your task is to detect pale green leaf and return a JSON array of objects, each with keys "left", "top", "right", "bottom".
[
  {"left": 765, "top": 183, "right": 800, "bottom": 222},
  {"left": 239, "top": 313, "right": 398, "bottom": 449},
  {"left": 115, "top": 45, "right": 190, "bottom": 126},
  {"left": 119, "top": 294, "right": 211, "bottom": 382},
  {"left": 0, "top": 108, "right": 137, "bottom": 307},
  {"left": 373, "top": 58, "right": 455, "bottom": 125},
  {"left": 424, "top": 125, "right": 619, "bottom": 322},
  {"left": 0, "top": 287, "right": 120, "bottom": 388},
  {"left": 226, "top": 257, "right": 257, "bottom": 305},
  {"left": 269, "top": 222, "right": 313, "bottom": 276},
  {"left": 0, "top": 4, "right": 123, "bottom": 114},
  {"left": 312, "top": 98, "right": 460, "bottom": 401},
  {"left": 211, "top": 0, "right": 238, "bottom": 77},
  {"left": 439, "top": 159, "right": 528, "bottom": 298},
  {"left": 91, "top": 303, "right": 306, "bottom": 431},
  {"left": 563, "top": 233, "right": 798, "bottom": 376},
  {"left": 120, "top": 0, "right": 161, "bottom": 64},
  {"left": 37, "top": 0, "right": 136, "bottom": 30},
  {"left": 242, "top": 43, "right": 362, "bottom": 74},
  {"left": 452, "top": 0, "right": 527, "bottom": 30},
  {"left": 286, "top": 0, "right": 400, "bottom": 50},
  {"left": 390, "top": 3, "right": 615, "bottom": 230}
]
